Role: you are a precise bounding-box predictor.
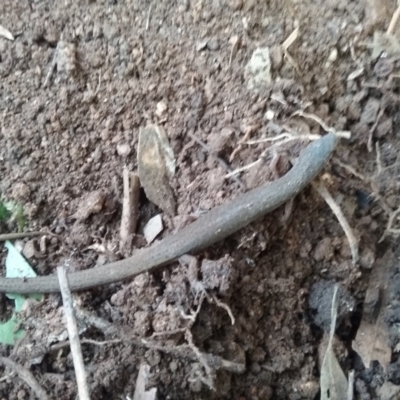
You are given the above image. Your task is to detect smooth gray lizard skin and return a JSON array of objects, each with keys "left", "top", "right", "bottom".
[{"left": 0, "top": 134, "right": 337, "bottom": 293}]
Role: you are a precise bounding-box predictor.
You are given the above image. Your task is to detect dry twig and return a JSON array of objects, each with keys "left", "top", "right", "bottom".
[
  {"left": 209, "top": 294, "right": 235, "bottom": 325},
  {"left": 57, "top": 267, "right": 90, "bottom": 400},
  {"left": 312, "top": 180, "right": 359, "bottom": 265},
  {"left": 0, "top": 357, "right": 49, "bottom": 400},
  {"left": 0, "top": 231, "right": 45, "bottom": 242},
  {"left": 146, "top": 5, "right": 152, "bottom": 31},
  {"left": 292, "top": 110, "right": 351, "bottom": 138},
  {"left": 43, "top": 46, "right": 58, "bottom": 88},
  {"left": 120, "top": 168, "right": 140, "bottom": 252},
  {"left": 387, "top": 2, "right": 400, "bottom": 35},
  {"left": 229, "top": 124, "right": 260, "bottom": 162},
  {"left": 282, "top": 27, "right": 301, "bottom": 75},
  {"left": 347, "top": 370, "right": 355, "bottom": 400}
]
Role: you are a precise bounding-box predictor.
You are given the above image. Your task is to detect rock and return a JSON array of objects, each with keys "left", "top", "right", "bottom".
[
  {"left": 376, "top": 117, "right": 393, "bottom": 138},
  {"left": 102, "top": 21, "right": 118, "bottom": 40},
  {"left": 72, "top": 189, "right": 107, "bottom": 220},
  {"left": 207, "top": 38, "right": 219, "bottom": 51},
  {"left": 244, "top": 47, "right": 272, "bottom": 92},
  {"left": 155, "top": 101, "right": 168, "bottom": 117},
  {"left": 22, "top": 240, "right": 40, "bottom": 260},
  {"left": 56, "top": 41, "right": 77, "bottom": 76},
  {"left": 360, "top": 98, "right": 380, "bottom": 125},
  {"left": 11, "top": 182, "right": 31, "bottom": 201},
  {"left": 313, "top": 238, "right": 333, "bottom": 262},
  {"left": 207, "top": 127, "right": 233, "bottom": 154}
]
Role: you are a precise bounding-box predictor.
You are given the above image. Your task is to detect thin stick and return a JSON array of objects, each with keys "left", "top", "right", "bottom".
[
  {"left": 387, "top": 4, "right": 400, "bottom": 35},
  {"left": 379, "top": 205, "right": 400, "bottom": 242},
  {"left": 375, "top": 141, "right": 383, "bottom": 175},
  {"left": 185, "top": 329, "right": 214, "bottom": 389},
  {"left": 312, "top": 181, "right": 359, "bottom": 265},
  {"left": 120, "top": 168, "right": 140, "bottom": 252},
  {"left": 333, "top": 158, "right": 367, "bottom": 181},
  {"left": 0, "top": 231, "right": 45, "bottom": 242},
  {"left": 367, "top": 109, "right": 384, "bottom": 152},
  {"left": 347, "top": 370, "right": 355, "bottom": 400},
  {"left": 292, "top": 110, "right": 351, "bottom": 139},
  {"left": 229, "top": 124, "right": 259, "bottom": 162},
  {"left": 57, "top": 267, "right": 90, "bottom": 400},
  {"left": 0, "top": 357, "right": 49, "bottom": 400},
  {"left": 43, "top": 47, "right": 58, "bottom": 88},
  {"left": 146, "top": 5, "right": 152, "bottom": 31},
  {"left": 246, "top": 132, "right": 321, "bottom": 145},
  {"left": 210, "top": 294, "right": 235, "bottom": 325}
]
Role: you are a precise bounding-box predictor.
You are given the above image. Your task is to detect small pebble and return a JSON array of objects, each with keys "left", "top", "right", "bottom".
[
  {"left": 22, "top": 240, "right": 38, "bottom": 260},
  {"left": 265, "top": 109, "right": 275, "bottom": 120},
  {"left": 117, "top": 143, "right": 131, "bottom": 157},
  {"left": 328, "top": 47, "right": 338, "bottom": 62},
  {"left": 207, "top": 38, "right": 219, "bottom": 51},
  {"left": 11, "top": 182, "right": 31, "bottom": 201},
  {"left": 156, "top": 101, "right": 168, "bottom": 117}
]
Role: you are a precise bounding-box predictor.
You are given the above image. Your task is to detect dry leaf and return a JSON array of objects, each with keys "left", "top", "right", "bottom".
[
  {"left": 320, "top": 285, "right": 348, "bottom": 400},
  {"left": 352, "top": 250, "right": 393, "bottom": 369},
  {"left": 138, "top": 125, "right": 176, "bottom": 215},
  {"left": 0, "top": 24, "right": 14, "bottom": 41},
  {"left": 353, "top": 318, "right": 391, "bottom": 369},
  {"left": 133, "top": 364, "right": 157, "bottom": 400}
]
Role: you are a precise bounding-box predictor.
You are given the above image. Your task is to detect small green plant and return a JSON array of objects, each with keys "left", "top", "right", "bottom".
[
  {"left": 0, "top": 200, "right": 8, "bottom": 221},
  {"left": 0, "top": 199, "right": 27, "bottom": 232}
]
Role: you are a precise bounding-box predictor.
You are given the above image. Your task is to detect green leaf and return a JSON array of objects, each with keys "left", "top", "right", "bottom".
[
  {"left": 5, "top": 202, "right": 26, "bottom": 232},
  {"left": 0, "top": 241, "right": 42, "bottom": 345}
]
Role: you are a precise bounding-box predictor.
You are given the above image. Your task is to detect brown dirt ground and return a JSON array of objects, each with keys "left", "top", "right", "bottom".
[{"left": 1, "top": 0, "right": 400, "bottom": 399}]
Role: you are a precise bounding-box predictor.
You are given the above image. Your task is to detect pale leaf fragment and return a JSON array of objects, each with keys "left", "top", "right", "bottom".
[
  {"left": 320, "top": 285, "right": 348, "bottom": 400},
  {"left": 282, "top": 27, "right": 299, "bottom": 51},
  {"left": 229, "top": 35, "right": 239, "bottom": 66},
  {"left": 0, "top": 24, "right": 14, "bottom": 41},
  {"left": 133, "top": 364, "right": 157, "bottom": 400},
  {"left": 353, "top": 319, "right": 391, "bottom": 369},
  {"left": 143, "top": 214, "right": 163, "bottom": 244}
]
